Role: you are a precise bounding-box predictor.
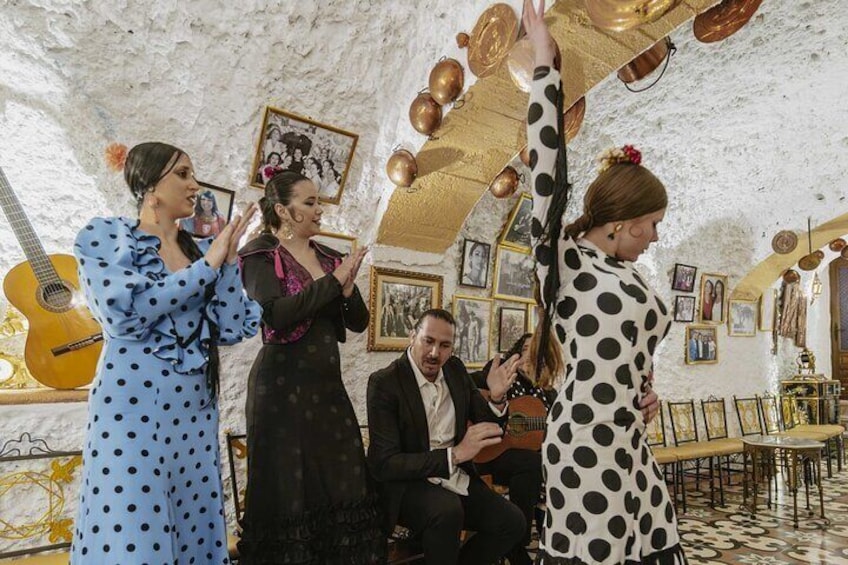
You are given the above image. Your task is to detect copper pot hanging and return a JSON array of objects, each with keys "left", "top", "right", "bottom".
[
  {"left": 782, "top": 269, "right": 800, "bottom": 284},
  {"left": 830, "top": 238, "right": 847, "bottom": 252},
  {"left": 841, "top": 246, "right": 848, "bottom": 260},
  {"left": 585, "top": 0, "right": 681, "bottom": 32},
  {"left": 564, "top": 97, "right": 586, "bottom": 143},
  {"left": 617, "top": 38, "right": 671, "bottom": 84},
  {"left": 694, "top": 0, "right": 763, "bottom": 43},
  {"left": 386, "top": 149, "right": 418, "bottom": 188},
  {"left": 489, "top": 166, "right": 520, "bottom": 199},
  {"left": 456, "top": 32, "right": 470, "bottom": 49},
  {"left": 409, "top": 93, "right": 442, "bottom": 136},
  {"left": 428, "top": 58, "right": 465, "bottom": 106},
  {"left": 519, "top": 145, "right": 531, "bottom": 167},
  {"left": 798, "top": 253, "right": 821, "bottom": 271}
]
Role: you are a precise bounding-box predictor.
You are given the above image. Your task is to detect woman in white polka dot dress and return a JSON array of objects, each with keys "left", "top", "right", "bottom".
[
  {"left": 70, "top": 142, "right": 261, "bottom": 565},
  {"left": 522, "top": 2, "right": 687, "bottom": 563}
]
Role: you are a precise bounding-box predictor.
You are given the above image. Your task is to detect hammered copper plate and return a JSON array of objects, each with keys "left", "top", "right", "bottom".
[
  {"left": 772, "top": 230, "right": 798, "bottom": 254},
  {"left": 468, "top": 3, "right": 519, "bottom": 78},
  {"left": 694, "top": 0, "right": 763, "bottom": 43},
  {"left": 617, "top": 38, "right": 669, "bottom": 83},
  {"left": 798, "top": 253, "right": 821, "bottom": 271},
  {"left": 585, "top": 0, "right": 681, "bottom": 32},
  {"left": 829, "top": 238, "right": 846, "bottom": 252},
  {"left": 564, "top": 97, "right": 586, "bottom": 142}
]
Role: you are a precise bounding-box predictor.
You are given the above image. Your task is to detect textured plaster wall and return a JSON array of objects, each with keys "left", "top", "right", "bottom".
[{"left": 1, "top": 0, "right": 848, "bottom": 544}]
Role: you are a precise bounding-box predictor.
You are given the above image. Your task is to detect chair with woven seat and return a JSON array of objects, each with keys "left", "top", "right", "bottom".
[
  {"left": 644, "top": 401, "right": 683, "bottom": 511},
  {"left": 700, "top": 397, "right": 744, "bottom": 487},
  {"left": 780, "top": 395, "right": 844, "bottom": 475},
  {"left": 667, "top": 400, "right": 723, "bottom": 508}
]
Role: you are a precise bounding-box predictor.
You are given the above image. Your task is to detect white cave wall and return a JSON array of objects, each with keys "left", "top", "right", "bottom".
[{"left": 2, "top": 0, "right": 848, "bottom": 542}]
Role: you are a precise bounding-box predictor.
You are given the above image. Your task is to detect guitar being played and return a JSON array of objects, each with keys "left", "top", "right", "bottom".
[
  {"left": 0, "top": 165, "right": 103, "bottom": 389},
  {"left": 469, "top": 331, "right": 564, "bottom": 565}
]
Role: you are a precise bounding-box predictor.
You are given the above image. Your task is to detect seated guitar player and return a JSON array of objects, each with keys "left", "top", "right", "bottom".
[{"left": 468, "top": 331, "right": 563, "bottom": 565}]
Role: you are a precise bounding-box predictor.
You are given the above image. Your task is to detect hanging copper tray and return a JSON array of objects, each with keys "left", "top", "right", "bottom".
[
  {"left": 564, "top": 97, "right": 586, "bottom": 142},
  {"left": 617, "top": 38, "right": 669, "bottom": 83},
  {"left": 468, "top": 3, "right": 519, "bottom": 78},
  {"left": 585, "top": 0, "right": 681, "bottom": 32},
  {"left": 829, "top": 238, "right": 847, "bottom": 252},
  {"left": 782, "top": 269, "right": 800, "bottom": 284},
  {"left": 694, "top": 0, "right": 763, "bottom": 44},
  {"left": 771, "top": 230, "right": 798, "bottom": 254}
]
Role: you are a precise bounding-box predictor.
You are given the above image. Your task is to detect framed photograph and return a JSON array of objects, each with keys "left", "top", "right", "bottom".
[
  {"left": 250, "top": 106, "right": 359, "bottom": 205},
  {"left": 698, "top": 273, "right": 728, "bottom": 324},
  {"left": 311, "top": 231, "right": 357, "bottom": 256},
  {"left": 728, "top": 299, "right": 758, "bottom": 337},
  {"left": 452, "top": 295, "right": 493, "bottom": 368},
  {"left": 179, "top": 181, "right": 235, "bottom": 238},
  {"left": 497, "top": 305, "right": 528, "bottom": 353},
  {"left": 493, "top": 245, "right": 535, "bottom": 304},
  {"left": 499, "top": 193, "right": 533, "bottom": 251},
  {"left": 759, "top": 288, "right": 777, "bottom": 332},
  {"left": 368, "top": 267, "right": 443, "bottom": 351},
  {"left": 673, "top": 295, "right": 696, "bottom": 323},
  {"left": 459, "top": 239, "right": 491, "bottom": 288},
  {"left": 685, "top": 325, "right": 718, "bottom": 365},
  {"left": 671, "top": 263, "right": 697, "bottom": 293}
]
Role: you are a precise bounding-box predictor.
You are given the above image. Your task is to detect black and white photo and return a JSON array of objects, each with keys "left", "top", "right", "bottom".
[
  {"left": 368, "top": 267, "right": 442, "bottom": 351},
  {"left": 500, "top": 193, "right": 532, "bottom": 250},
  {"left": 452, "top": 295, "right": 492, "bottom": 368},
  {"left": 728, "top": 299, "right": 758, "bottom": 336},
  {"left": 673, "top": 295, "right": 696, "bottom": 323},
  {"left": 459, "top": 239, "right": 490, "bottom": 288},
  {"left": 493, "top": 245, "right": 535, "bottom": 303},
  {"left": 497, "top": 304, "right": 527, "bottom": 353},
  {"left": 250, "top": 106, "right": 358, "bottom": 205}
]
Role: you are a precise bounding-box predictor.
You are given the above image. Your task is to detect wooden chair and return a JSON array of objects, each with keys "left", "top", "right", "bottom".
[
  {"left": 667, "top": 400, "right": 723, "bottom": 507},
  {"left": 644, "top": 401, "right": 683, "bottom": 511},
  {"left": 700, "top": 397, "right": 744, "bottom": 486}
]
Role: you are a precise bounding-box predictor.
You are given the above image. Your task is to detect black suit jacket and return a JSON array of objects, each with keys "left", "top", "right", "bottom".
[{"left": 366, "top": 353, "right": 505, "bottom": 533}]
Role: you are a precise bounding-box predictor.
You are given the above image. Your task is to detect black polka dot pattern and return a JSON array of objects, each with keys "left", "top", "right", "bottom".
[
  {"left": 526, "top": 68, "right": 684, "bottom": 564},
  {"left": 70, "top": 217, "right": 262, "bottom": 564}
]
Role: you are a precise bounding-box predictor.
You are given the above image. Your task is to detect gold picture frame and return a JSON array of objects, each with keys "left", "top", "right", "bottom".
[
  {"left": 728, "top": 299, "right": 758, "bottom": 337},
  {"left": 496, "top": 301, "right": 528, "bottom": 353},
  {"left": 368, "top": 267, "right": 443, "bottom": 352},
  {"left": 498, "top": 192, "right": 533, "bottom": 251},
  {"left": 492, "top": 244, "right": 535, "bottom": 304},
  {"left": 249, "top": 106, "right": 359, "bottom": 205},
  {"left": 452, "top": 295, "right": 493, "bottom": 368},
  {"left": 310, "top": 231, "right": 357, "bottom": 256},
  {"left": 685, "top": 324, "right": 718, "bottom": 365},
  {"left": 698, "top": 273, "right": 728, "bottom": 324}
]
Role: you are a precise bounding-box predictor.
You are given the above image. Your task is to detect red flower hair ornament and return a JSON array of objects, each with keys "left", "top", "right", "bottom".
[{"left": 598, "top": 144, "right": 642, "bottom": 173}]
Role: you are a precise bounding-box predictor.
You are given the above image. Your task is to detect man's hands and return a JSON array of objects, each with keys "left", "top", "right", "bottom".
[{"left": 452, "top": 422, "right": 503, "bottom": 465}]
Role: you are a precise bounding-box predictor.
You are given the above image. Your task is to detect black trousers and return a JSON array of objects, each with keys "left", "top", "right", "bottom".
[
  {"left": 397, "top": 477, "right": 526, "bottom": 565},
  {"left": 476, "top": 450, "right": 543, "bottom": 565}
]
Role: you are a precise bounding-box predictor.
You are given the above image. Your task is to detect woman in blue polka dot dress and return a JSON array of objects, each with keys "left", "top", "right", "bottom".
[
  {"left": 70, "top": 142, "right": 261, "bottom": 565},
  {"left": 522, "top": 2, "right": 687, "bottom": 564}
]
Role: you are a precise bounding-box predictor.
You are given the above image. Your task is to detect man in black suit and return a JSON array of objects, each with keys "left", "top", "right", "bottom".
[{"left": 366, "top": 308, "right": 526, "bottom": 565}]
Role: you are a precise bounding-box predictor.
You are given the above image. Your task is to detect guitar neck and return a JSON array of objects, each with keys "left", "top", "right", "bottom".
[{"left": 0, "top": 166, "right": 61, "bottom": 285}]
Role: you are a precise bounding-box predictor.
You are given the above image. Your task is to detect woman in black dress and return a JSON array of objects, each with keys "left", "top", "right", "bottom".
[{"left": 237, "top": 171, "right": 385, "bottom": 564}]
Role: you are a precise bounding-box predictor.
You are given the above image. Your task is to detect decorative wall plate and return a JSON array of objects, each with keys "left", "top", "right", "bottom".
[
  {"left": 693, "top": 0, "right": 763, "bottom": 44},
  {"left": 585, "top": 0, "right": 681, "bottom": 32},
  {"left": 771, "top": 230, "right": 798, "bottom": 254},
  {"left": 468, "top": 3, "right": 519, "bottom": 78},
  {"left": 798, "top": 253, "right": 821, "bottom": 271},
  {"left": 829, "top": 238, "right": 846, "bottom": 252}
]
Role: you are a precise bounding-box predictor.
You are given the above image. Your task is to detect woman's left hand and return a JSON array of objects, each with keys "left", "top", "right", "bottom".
[
  {"left": 342, "top": 246, "right": 368, "bottom": 298},
  {"left": 225, "top": 203, "right": 258, "bottom": 265},
  {"left": 640, "top": 372, "right": 659, "bottom": 423}
]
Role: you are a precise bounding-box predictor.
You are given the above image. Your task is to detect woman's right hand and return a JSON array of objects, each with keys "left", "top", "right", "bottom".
[
  {"left": 203, "top": 204, "right": 257, "bottom": 269},
  {"left": 523, "top": 0, "right": 557, "bottom": 68}
]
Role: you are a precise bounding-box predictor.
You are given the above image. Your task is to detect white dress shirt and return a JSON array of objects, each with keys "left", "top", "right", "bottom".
[{"left": 406, "top": 349, "right": 507, "bottom": 497}]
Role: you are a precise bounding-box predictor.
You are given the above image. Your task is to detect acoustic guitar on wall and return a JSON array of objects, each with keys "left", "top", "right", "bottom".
[
  {"left": 474, "top": 394, "right": 547, "bottom": 464},
  {"left": 0, "top": 166, "right": 102, "bottom": 389}
]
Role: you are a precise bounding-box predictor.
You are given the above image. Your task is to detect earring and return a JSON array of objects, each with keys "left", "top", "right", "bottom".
[
  {"left": 276, "top": 220, "right": 294, "bottom": 240},
  {"left": 607, "top": 223, "right": 623, "bottom": 240}
]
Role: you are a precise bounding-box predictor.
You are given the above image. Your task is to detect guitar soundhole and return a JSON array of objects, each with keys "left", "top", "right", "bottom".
[{"left": 38, "top": 280, "right": 74, "bottom": 313}]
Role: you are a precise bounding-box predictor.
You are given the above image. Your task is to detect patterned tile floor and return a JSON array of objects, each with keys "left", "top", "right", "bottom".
[
  {"left": 524, "top": 465, "right": 848, "bottom": 564},
  {"left": 675, "top": 465, "right": 848, "bottom": 565}
]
